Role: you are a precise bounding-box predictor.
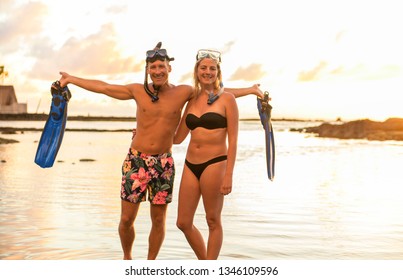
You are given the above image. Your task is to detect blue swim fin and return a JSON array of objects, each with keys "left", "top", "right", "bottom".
[
  {"left": 257, "top": 91, "right": 275, "bottom": 181},
  {"left": 35, "top": 81, "right": 72, "bottom": 168}
]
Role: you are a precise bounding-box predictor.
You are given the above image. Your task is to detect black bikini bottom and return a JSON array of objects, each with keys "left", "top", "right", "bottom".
[{"left": 185, "top": 155, "right": 227, "bottom": 180}]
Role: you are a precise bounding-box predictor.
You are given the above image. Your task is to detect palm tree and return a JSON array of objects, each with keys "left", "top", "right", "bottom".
[{"left": 0, "top": 66, "right": 9, "bottom": 84}]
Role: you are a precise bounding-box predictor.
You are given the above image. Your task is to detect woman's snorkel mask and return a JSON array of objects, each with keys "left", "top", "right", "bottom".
[
  {"left": 196, "top": 49, "right": 221, "bottom": 63},
  {"left": 144, "top": 42, "right": 174, "bottom": 102}
]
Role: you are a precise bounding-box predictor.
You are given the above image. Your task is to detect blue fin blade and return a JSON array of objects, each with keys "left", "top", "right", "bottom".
[
  {"left": 257, "top": 92, "right": 275, "bottom": 181},
  {"left": 35, "top": 82, "right": 71, "bottom": 168}
]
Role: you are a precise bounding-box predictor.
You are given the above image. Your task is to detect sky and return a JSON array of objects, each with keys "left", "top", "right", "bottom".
[{"left": 1, "top": 0, "right": 402, "bottom": 121}]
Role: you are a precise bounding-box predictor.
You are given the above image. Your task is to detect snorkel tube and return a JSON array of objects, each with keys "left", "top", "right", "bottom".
[
  {"left": 143, "top": 42, "right": 175, "bottom": 102},
  {"left": 143, "top": 42, "right": 162, "bottom": 102},
  {"left": 207, "top": 81, "right": 224, "bottom": 105},
  {"left": 144, "top": 67, "right": 159, "bottom": 102}
]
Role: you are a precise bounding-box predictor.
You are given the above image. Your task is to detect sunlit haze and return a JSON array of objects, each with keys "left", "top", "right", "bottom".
[{"left": 1, "top": 0, "right": 402, "bottom": 121}]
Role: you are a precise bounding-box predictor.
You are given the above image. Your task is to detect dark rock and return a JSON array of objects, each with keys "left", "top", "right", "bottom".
[
  {"left": 301, "top": 118, "right": 403, "bottom": 141},
  {"left": 0, "top": 137, "right": 19, "bottom": 144},
  {"left": 79, "top": 158, "right": 96, "bottom": 162}
]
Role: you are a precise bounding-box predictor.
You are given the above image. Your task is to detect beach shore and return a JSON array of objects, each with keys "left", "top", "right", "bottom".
[
  {"left": 0, "top": 113, "right": 312, "bottom": 122},
  {"left": 2, "top": 114, "right": 403, "bottom": 142}
]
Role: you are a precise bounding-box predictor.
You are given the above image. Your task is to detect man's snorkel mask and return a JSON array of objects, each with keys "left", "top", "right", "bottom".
[{"left": 144, "top": 42, "right": 174, "bottom": 102}]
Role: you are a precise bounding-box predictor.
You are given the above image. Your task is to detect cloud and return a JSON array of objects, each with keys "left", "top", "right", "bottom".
[
  {"left": 334, "top": 64, "right": 401, "bottom": 81},
  {"left": 222, "top": 41, "right": 236, "bottom": 54},
  {"left": 298, "top": 61, "right": 328, "bottom": 81},
  {"left": 229, "top": 63, "right": 266, "bottom": 81},
  {"left": 298, "top": 60, "right": 402, "bottom": 82},
  {"left": 178, "top": 72, "right": 193, "bottom": 84},
  {"left": 1, "top": 1, "right": 142, "bottom": 81},
  {"left": 0, "top": 1, "right": 48, "bottom": 52},
  {"left": 29, "top": 23, "right": 143, "bottom": 80},
  {"left": 335, "top": 30, "right": 347, "bottom": 43},
  {"left": 105, "top": 4, "right": 128, "bottom": 14}
]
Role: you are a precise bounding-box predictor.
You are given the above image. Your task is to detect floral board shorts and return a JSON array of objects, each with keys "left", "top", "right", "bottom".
[{"left": 121, "top": 148, "right": 175, "bottom": 204}]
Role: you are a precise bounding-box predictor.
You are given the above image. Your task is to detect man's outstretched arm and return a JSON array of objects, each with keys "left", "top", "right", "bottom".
[{"left": 59, "top": 71, "right": 133, "bottom": 100}]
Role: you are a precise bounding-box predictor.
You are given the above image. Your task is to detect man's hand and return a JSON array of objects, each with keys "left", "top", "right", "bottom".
[{"left": 58, "top": 71, "right": 70, "bottom": 87}]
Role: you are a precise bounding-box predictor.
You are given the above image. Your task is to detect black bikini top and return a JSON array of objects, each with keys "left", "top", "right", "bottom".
[{"left": 186, "top": 112, "right": 227, "bottom": 130}]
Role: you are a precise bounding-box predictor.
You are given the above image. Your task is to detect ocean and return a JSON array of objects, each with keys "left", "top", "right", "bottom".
[{"left": 1, "top": 120, "right": 403, "bottom": 260}]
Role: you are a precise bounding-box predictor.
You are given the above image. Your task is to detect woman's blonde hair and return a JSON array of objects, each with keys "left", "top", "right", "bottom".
[{"left": 193, "top": 58, "right": 222, "bottom": 98}]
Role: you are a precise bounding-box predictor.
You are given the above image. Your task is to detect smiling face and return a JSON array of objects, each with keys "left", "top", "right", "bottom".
[
  {"left": 194, "top": 58, "right": 222, "bottom": 92},
  {"left": 147, "top": 59, "right": 172, "bottom": 87},
  {"left": 197, "top": 58, "right": 218, "bottom": 86}
]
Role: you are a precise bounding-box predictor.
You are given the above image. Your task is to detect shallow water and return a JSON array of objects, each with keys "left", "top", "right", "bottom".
[{"left": 1, "top": 120, "right": 403, "bottom": 260}]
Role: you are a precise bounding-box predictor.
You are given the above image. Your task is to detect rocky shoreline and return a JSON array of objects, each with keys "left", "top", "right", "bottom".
[
  {"left": 294, "top": 118, "right": 403, "bottom": 141},
  {"left": 0, "top": 113, "right": 136, "bottom": 122},
  {"left": 0, "top": 113, "right": 136, "bottom": 145},
  {"left": 2, "top": 114, "right": 403, "bottom": 143},
  {"left": 0, "top": 127, "right": 131, "bottom": 145},
  {"left": 0, "top": 113, "right": 299, "bottom": 122}
]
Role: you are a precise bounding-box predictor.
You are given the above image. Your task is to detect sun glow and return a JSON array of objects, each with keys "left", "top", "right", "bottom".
[{"left": 1, "top": 0, "right": 402, "bottom": 120}]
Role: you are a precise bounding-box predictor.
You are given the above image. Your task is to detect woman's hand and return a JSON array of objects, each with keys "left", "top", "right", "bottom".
[
  {"left": 252, "top": 84, "right": 264, "bottom": 99},
  {"left": 220, "top": 176, "right": 233, "bottom": 196}
]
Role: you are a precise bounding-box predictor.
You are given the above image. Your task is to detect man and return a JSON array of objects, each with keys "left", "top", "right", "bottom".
[{"left": 59, "top": 42, "right": 263, "bottom": 260}]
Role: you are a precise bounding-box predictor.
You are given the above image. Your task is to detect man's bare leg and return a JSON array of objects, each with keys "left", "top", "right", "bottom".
[
  {"left": 119, "top": 200, "right": 140, "bottom": 260},
  {"left": 147, "top": 204, "right": 168, "bottom": 260}
]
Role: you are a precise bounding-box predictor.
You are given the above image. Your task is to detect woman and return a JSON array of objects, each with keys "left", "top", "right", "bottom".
[{"left": 173, "top": 49, "right": 239, "bottom": 259}]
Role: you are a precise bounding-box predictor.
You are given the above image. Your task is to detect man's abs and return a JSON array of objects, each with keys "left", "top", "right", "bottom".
[{"left": 131, "top": 131, "right": 174, "bottom": 154}]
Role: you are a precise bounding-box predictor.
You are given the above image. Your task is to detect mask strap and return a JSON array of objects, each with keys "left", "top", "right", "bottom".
[{"left": 143, "top": 65, "right": 159, "bottom": 102}]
